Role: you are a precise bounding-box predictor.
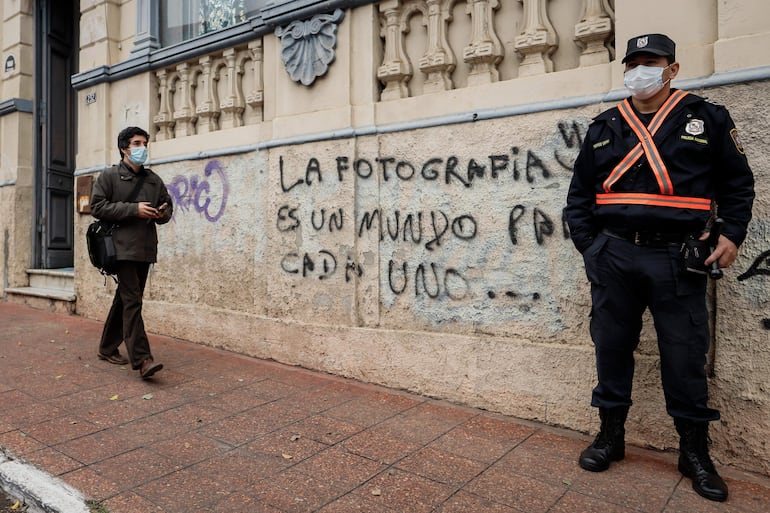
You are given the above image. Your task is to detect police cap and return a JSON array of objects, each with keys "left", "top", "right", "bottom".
[{"left": 622, "top": 33, "right": 676, "bottom": 63}]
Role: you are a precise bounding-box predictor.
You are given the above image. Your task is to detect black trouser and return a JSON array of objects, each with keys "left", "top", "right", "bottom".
[
  {"left": 98, "top": 261, "right": 153, "bottom": 369},
  {"left": 583, "top": 233, "right": 719, "bottom": 422}
]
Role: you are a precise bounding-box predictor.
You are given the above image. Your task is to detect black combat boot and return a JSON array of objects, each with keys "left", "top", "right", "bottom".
[
  {"left": 674, "top": 418, "right": 728, "bottom": 502},
  {"left": 578, "top": 406, "right": 629, "bottom": 472}
]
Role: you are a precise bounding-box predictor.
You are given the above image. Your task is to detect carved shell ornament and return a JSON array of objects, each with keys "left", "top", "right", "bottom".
[{"left": 276, "top": 9, "right": 345, "bottom": 86}]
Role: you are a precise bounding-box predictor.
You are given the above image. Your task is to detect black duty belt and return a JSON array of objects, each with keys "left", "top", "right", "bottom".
[{"left": 601, "top": 228, "right": 687, "bottom": 247}]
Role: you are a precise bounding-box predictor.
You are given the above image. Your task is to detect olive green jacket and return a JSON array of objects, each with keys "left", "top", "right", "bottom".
[{"left": 90, "top": 161, "right": 173, "bottom": 262}]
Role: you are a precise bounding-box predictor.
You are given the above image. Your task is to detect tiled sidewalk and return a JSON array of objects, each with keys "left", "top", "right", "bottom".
[{"left": 1, "top": 302, "right": 768, "bottom": 513}]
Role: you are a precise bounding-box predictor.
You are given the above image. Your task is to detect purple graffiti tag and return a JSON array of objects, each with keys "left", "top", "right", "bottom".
[{"left": 167, "top": 159, "right": 229, "bottom": 222}]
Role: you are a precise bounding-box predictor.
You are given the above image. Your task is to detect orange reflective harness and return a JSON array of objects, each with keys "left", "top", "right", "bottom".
[{"left": 596, "top": 90, "right": 712, "bottom": 211}]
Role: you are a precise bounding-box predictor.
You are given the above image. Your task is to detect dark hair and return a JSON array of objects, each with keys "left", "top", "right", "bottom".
[{"left": 117, "top": 126, "right": 149, "bottom": 159}]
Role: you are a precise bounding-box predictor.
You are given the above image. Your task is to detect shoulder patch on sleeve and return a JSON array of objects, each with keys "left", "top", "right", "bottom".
[{"left": 730, "top": 128, "right": 745, "bottom": 155}]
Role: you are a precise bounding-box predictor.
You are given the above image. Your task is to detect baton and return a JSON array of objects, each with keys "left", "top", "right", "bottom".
[{"left": 709, "top": 218, "right": 723, "bottom": 280}]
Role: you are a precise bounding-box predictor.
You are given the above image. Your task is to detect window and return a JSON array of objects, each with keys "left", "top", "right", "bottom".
[{"left": 160, "top": 0, "right": 269, "bottom": 47}]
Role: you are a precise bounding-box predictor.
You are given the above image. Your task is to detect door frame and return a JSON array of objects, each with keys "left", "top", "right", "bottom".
[{"left": 32, "top": 0, "right": 78, "bottom": 269}]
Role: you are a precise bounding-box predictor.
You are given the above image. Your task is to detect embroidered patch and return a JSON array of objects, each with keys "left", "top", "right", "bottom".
[
  {"left": 636, "top": 36, "right": 648, "bottom": 49},
  {"left": 681, "top": 135, "right": 708, "bottom": 145},
  {"left": 685, "top": 119, "right": 705, "bottom": 136},
  {"left": 592, "top": 139, "right": 610, "bottom": 149},
  {"left": 730, "top": 128, "right": 745, "bottom": 154}
]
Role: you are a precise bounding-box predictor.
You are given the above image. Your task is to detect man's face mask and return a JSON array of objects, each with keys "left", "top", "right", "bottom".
[
  {"left": 624, "top": 64, "right": 670, "bottom": 100},
  {"left": 127, "top": 146, "right": 148, "bottom": 166}
]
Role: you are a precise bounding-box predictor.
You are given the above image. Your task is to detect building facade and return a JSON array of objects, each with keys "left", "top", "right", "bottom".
[{"left": 1, "top": 0, "right": 769, "bottom": 475}]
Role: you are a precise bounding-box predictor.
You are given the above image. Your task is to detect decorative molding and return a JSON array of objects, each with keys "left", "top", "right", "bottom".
[
  {"left": 195, "top": 55, "right": 222, "bottom": 134},
  {"left": 173, "top": 62, "right": 198, "bottom": 136},
  {"left": 377, "top": 0, "right": 414, "bottom": 101},
  {"left": 514, "top": 0, "right": 558, "bottom": 77},
  {"left": 245, "top": 40, "right": 265, "bottom": 124},
  {"left": 574, "top": 0, "right": 614, "bottom": 67},
  {"left": 72, "top": 1, "right": 380, "bottom": 91},
  {"left": 419, "top": 0, "right": 455, "bottom": 93},
  {"left": 464, "top": 0, "right": 504, "bottom": 86},
  {"left": 153, "top": 69, "right": 176, "bottom": 141},
  {"left": 0, "top": 98, "right": 34, "bottom": 117},
  {"left": 275, "top": 9, "right": 345, "bottom": 86},
  {"left": 220, "top": 48, "right": 246, "bottom": 127}
]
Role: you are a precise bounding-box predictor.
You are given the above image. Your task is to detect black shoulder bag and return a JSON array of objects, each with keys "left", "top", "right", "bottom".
[{"left": 87, "top": 173, "right": 147, "bottom": 278}]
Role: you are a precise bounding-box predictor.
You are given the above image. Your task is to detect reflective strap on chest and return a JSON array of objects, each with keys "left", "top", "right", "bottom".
[{"left": 602, "top": 89, "right": 689, "bottom": 195}]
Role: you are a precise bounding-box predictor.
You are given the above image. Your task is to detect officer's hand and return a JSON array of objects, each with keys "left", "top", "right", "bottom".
[
  {"left": 703, "top": 234, "right": 739, "bottom": 269},
  {"left": 137, "top": 201, "right": 160, "bottom": 219}
]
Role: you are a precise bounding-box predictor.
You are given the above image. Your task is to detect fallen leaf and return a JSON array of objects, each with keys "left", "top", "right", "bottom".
[
  {"left": 371, "top": 488, "right": 382, "bottom": 496},
  {"left": 282, "top": 453, "right": 293, "bottom": 460},
  {"left": 10, "top": 500, "right": 21, "bottom": 510},
  {"left": 142, "top": 393, "right": 154, "bottom": 400},
  {"left": 184, "top": 442, "right": 191, "bottom": 449},
  {"left": 110, "top": 394, "right": 119, "bottom": 401},
  {"left": 290, "top": 435, "right": 301, "bottom": 442},
  {"left": 562, "top": 479, "right": 572, "bottom": 486},
  {"left": 55, "top": 375, "right": 63, "bottom": 379},
  {"left": 69, "top": 421, "right": 78, "bottom": 425},
  {"left": 65, "top": 329, "right": 70, "bottom": 334}
]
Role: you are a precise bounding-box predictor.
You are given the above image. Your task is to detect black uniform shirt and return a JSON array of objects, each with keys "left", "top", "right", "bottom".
[{"left": 565, "top": 90, "right": 754, "bottom": 253}]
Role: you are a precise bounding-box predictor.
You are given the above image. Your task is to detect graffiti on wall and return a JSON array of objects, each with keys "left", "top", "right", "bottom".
[
  {"left": 737, "top": 249, "right": 770, "bottom": 329},
  {"left": 276, "top": 120, "right": 586, "bottom": 309},
  {"left": 166, "top": 159, "right": 229, "bottom": 222}
]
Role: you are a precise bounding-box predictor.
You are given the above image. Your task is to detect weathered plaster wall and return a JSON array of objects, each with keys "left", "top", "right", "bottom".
[
  {"left": 73, "top": 80, "right": 770, "bottom": 475},
  {"left": 65, "top": 0, "right": 770, "bottom": 477}
]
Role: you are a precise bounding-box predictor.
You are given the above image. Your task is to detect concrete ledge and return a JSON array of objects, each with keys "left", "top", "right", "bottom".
[
  {"left": 4, "top": 287, "right": 76, "bottom": 302},
  {"left": 4, "top": 289, "right": 77, "bottom": 315},
  {"left": 0, "top": 451, "right": 89, "bottom": 513}
]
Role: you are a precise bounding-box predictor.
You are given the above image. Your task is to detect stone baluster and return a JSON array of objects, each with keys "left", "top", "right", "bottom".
[
  {"left": 245, "top": 40, "right": 264, "bottom": 125},
  {"left": 153, "top": 69, "right": 175, "bottom": 141},
  {"left": 463, "top": 0, "right": 504, "bottom": 85},
  {"left": 574, "top": 0, "right": 614, "bottom": 67},
  {"left": 220, "top": 48, "right": 245, "bottom": 129},
  {"left": 419, "top": 0, "right": 455, "bottom": 93},
  {"left": 173, "top": 62, "right": 198, "bottom": 137},
  {"left": 514, "top": 0, "right": 557, "bottom": 77},
  {"left": 196, "top": 55, "right": 220, "bottom": 134},
  {"left": 378, "top": 0, "right": 412, "bottom": 101}
]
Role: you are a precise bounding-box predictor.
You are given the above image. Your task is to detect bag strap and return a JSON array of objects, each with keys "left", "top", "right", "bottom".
[{"left": 125, "top": 172, "right": 148, "bottom": 203}]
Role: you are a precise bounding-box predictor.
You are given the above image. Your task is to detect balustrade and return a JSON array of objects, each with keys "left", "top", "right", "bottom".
[
  {"left": 378, "top": 0, "right": 616, "bottom": 100},
  {"left": 153, "top": 41, "right": 264, "bottom": 141}
]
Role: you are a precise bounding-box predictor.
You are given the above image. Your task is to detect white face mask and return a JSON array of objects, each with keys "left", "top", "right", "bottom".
[
  {"left": 624, "top": 65, "right": 670, "bottom": 100},
  {"left": 127, "top": 146, "right": 148, "bottom": 166}
]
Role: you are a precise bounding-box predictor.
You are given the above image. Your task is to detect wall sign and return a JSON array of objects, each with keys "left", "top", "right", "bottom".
[{"left": 4, "top": 55, "right": 15, "bottom": 73}]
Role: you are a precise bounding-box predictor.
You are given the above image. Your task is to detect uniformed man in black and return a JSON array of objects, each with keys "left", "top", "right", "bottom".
[{"left": 565, "top": 34, "right": 754, "bottom": 502}]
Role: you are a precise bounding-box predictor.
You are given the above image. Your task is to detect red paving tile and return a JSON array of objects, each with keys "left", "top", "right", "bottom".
[{"left": 1, "top": 302, "right": 769, "bottom": 513}]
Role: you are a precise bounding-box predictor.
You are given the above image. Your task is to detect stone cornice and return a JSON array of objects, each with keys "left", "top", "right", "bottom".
[
  {"left": 71, "top": 0, "right": 378, "bottom": 90},
  {"left": 0, "top": 98, "right": 34, "bottom": 117}
]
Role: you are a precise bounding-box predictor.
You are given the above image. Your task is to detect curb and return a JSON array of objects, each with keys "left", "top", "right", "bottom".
[{"left": 0, "top": 451, "right": 89, "bottom": 513}]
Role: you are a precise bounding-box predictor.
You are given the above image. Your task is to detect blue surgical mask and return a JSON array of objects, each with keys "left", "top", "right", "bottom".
[
  {"left": 127, "top": 146, "right": 148, "bottom": 166},
  {"left": 624, "top": 65, "right": 670, "bottom": 100}
]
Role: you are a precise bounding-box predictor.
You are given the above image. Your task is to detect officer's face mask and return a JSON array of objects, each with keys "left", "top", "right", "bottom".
[
  {"left": 126, "top": 146, "right": 148, "bottom": 166},
  {"left": 624, "top": 64, "right": 670, "bottom": 100}
]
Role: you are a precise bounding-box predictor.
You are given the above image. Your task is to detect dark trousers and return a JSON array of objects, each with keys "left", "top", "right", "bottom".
[
  {"left": 584, "top": 233, "right": 719, "bottom": 422},
  {"left": 98, "top": 261, "right": 153, "bottom": 369}
]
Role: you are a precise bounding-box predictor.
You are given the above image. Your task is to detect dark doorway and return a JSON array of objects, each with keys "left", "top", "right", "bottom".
[{"left": 34, "top": 0, "right": 78, "bottom": 269}]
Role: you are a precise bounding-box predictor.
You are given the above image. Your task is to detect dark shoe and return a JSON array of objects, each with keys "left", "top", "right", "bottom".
[
  {"left": 578, "top": 406, "right": 629, "bottom": 472},
  {"left": 675, "top": 419, "right": 728, "bottom": 502},
  {"left": 97, "top": 351, "right": 129, "bottom": 365},
  {"left": 139, "top": 358, "right": 163, "bottom": 379}
]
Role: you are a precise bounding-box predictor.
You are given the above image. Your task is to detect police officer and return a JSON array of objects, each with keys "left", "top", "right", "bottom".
[{"left": 565, "top": 34, "right": 754, "bottom": 502}]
